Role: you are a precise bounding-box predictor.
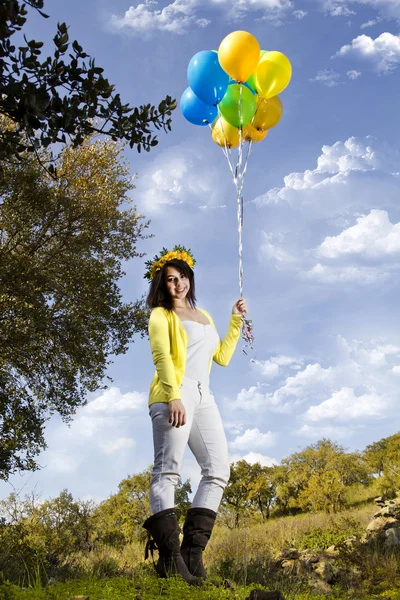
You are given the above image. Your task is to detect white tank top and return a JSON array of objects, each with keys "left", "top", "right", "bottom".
[{"left": 182, "top": 321, "right": 220, "bottom": 383}]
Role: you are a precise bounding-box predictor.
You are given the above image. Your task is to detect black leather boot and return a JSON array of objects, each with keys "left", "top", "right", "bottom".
[
  {"left": 181, "top": 507, "right": 218, "bottom": 581},
  {"left": 143, "top": 508, "right": 200, "bottom": 585}
]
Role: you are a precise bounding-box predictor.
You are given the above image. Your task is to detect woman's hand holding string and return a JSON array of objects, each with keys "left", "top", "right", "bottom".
[{"left": 232, "top": 298, "right": 247, "bottom": 316}]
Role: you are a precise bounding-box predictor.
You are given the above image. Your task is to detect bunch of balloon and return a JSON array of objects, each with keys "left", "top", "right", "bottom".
[{"left": 180, "top": 31, "right": 292, "bottom": 353}]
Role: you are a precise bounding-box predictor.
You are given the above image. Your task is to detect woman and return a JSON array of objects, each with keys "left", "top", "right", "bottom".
[{"left": 142, "top": 246, "right": 247, "bottom": 585}]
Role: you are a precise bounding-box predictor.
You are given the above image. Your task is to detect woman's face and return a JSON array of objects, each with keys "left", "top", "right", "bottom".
[{"left": 165, "top": 266, "right": 190, "bottom": 303}]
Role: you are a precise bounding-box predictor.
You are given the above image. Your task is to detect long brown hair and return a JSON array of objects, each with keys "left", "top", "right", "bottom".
[{"left": 146, "top": 259, "right": 196, "bottom": 310}]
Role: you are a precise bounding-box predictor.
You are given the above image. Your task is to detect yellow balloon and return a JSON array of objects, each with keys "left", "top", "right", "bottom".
[
  {"left": 212, "top": 116, "right": 240, "bottom": 148},
  {"left": 242, "top": 123, "right": 268, "bottom": 143},
  {"left": 252, "top": 95, "right": 283, "bottom": 131},
  {"left": 218, "top": 31, "right": 260, "bottom": 83},
  {"left": 255, "top": 51, "right": 292, "bottom": 99}
]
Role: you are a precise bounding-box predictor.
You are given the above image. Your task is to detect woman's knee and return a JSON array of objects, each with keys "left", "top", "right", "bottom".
[
  {"left": 202, "top": 461, "right": 230, "bottom": 488},
  {"left": 219, "top": 462, "right": 230, "bottom": 487},
  {"left": 151, "top": 470, "right": 180, "bottom": 486}
]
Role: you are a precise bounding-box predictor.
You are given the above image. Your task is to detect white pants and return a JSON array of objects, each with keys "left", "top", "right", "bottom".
[{"left": 149, "top": 376, "right": 230, "bottom": 514}]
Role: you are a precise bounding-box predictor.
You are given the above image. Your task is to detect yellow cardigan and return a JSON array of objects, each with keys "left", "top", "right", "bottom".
[{"left": 148, "top": 306, "right": 242, "bottom": 405}]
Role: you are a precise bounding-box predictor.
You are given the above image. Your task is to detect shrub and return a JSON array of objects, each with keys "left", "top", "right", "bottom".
[
  {"left": 297, "top": 516, "right": 363, "bottom": 550},
  {"left": 0, "top": 582, "right": 18, "bottom": 600}
]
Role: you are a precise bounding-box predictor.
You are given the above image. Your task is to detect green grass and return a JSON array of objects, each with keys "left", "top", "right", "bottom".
[
  {"left": 2, "top": 573, "right": 400, "bottom": 600},
  {"left": 0, "top": 574, "right": 293, "bottom": 600}
]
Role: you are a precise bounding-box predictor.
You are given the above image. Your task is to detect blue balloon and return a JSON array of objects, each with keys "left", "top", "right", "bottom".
[
  {"left": 180, "top": 87, "right": 217, "bottom": 126},
  {"left": 187, "top": 50, "right": 229, "bottom": 106}
]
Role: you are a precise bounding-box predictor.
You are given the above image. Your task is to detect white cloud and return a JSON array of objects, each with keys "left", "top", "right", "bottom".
[
  {"left": 365, "top": 349, "right": 386, "bottom": 366},
  {"left": 305, "top": 386, "right": 387, "bottom": 421},
  {"left": 334, "top": 32, "right": 400, "bottom": 74},
  {"left": 293, "top": 9, "right": 307, "bottom": 18},
  {"left": 253, "top": 136, "right": 400, "bottom": 284},
  {"left": 134, "top": 141, "right": 232, "bottom": 214},
  {"left": 301, "top": 263, "right": 387, "bottom": 284},
  {"left": 234, "top": 335, "right": 400, "bottom": 420},
  {"left": 378, "top": 344, "right": 400, "bottom": 355},
  {"left": 243, "top": 452, "right": 277, "bottom": 466},
  {"left": 235, "top": 384, "right": 281, "bottom": 411},
  {"left": 368, "top": 0, "right": 400, "bottom": 19},
  {"left": 229, "top": 452, "right": 277, "bottom": 466},
  {"left": 85, "top": 387, "right": 145, "bottom": 413},
  {"left": 309, "top": 69, "right": 341, "bottom": 86},
  {"left": 224, "top": 421, "right": 244, "bottom": 435},
  {"left": 37, "top": 386, "right": 147, "bottom": 482},
  {"left": 253, "top": 136, "right": 400, "bottom": 208},
  {"left": 199, "top": 204, "right": 226, "bottom": 210},
  {"left": 210, "top": 0, "right": 293, "bottom": 23},
  {"left": 271, "top": 363, "right": 335, "bottom": 406},
  {"left": 108, "top": 0, "right": 400, "bottom": 36},
  {"left": 320, "top": 0, "right": 355, "bottom": 16},
  {"left": 260, "top": 232, "right": 298, "bottom": 264},
  {"left": 67, "top": 414, "right": 109, "bottom": 439},
  {"left": 252, "top": 356, "right": 301, "bottom": 379},
  {"left": 360, "top": 18, "right": 381, "bottom": 29},
  {"left": 317, "top": 210, "right": 400, "bottom": 259},
  {"left": 273, "top": 356, "right": 300, "bottom": 366},
  {"left": 46, "top": 453, "right": 79, "bottom": 474},
  {"left": 110, "top": 0, "right": 209, "bottom": 36},
  {"left": 320, "top": 0, "right": 400, "bottom": 20},
  {"left": 347, "top": 69, "right": 361, "bottom": 79},
  {"left": 101, "top": 437, "right": 136, "bottom": 455},
  {"left": 295, "top": 423, "right": 350, "bottom": 439},
  {"left": 229, "top": 428, "right": 276, "bottom": 450},
  {"left": 254, "top": 360, "right": 280, "bottom": 378},
  {"left": 234, "top": 363, "right": 337, "bottom": 413},
  {"left": 110, "top": 0, "right": 294, "bottom": 34}
]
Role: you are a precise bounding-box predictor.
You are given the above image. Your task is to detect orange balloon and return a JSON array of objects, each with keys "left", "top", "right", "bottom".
[
  {"left": 252, "top": 96, "right": 283, "bottom": 131},
  {"left": 242, "top": 123, "right": 268, "bottom": 143},
  {"left": 218, "top": 31, "right": 260, "bottom": 83},
  {"left": 212, "top": 116, "right": 240, "bottom": 148}
]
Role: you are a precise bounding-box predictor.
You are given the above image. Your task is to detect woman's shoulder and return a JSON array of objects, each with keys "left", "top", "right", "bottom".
[{"left": 150, "top": 306, "right": 170, "bottom": 319}]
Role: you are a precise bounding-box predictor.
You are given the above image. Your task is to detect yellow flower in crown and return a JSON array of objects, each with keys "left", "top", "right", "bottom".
[{"left": 144, "top": 245, "right": 196, "bottom": 281}]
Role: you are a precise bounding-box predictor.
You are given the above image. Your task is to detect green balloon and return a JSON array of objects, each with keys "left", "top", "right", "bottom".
[{"left": 219, "top": 84, "right": 256, "bottom": 128}]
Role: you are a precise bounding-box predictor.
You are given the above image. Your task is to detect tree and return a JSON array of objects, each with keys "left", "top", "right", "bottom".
[
  {"left": 283, "top": 439, "right": 370, "bottom": 514},
  {"left": 365, "top": 433, "right": 400, "bottom": 496},
  {"left": 244, "top": 462, "right": 276, "bottom": 522},
  {"left": 0, "top": 0, "right": 176, "bottom": 168},
  {"left": 364, "top": 437, "right": 391, "bottom": 478},
  {"left": 93, "top": 468, "right": 152, "bottom": 547},
  {"left": 0, "top": 491, "right": 41, "bottom": 582},
  {"left": 0, "top": 133, "right": 150, "bottom": 479},
  {"left": 221, "top": 460, "right": 254, "bottom": 527},
  {"left": 24, "top": 490, "right": 95, "bottom": 562},
  {"left": 273, "top": 464, "right": 303, "bottom": 515},
  {"left": 93, "top": 468, "right": 192, "bottom": 547},
  {"left": 175, "top": 478, "right": 192, "bottom": 523},
  {"left": 0, "top": 489, "right": 95, "bottom": 582}
]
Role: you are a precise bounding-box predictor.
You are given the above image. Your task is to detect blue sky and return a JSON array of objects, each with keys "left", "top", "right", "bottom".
[{"left": 2, "top": 0, "right": 400, "bottom": 503}]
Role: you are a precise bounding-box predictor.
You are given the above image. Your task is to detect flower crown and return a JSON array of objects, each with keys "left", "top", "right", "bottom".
[{"left": 144, "top": 245, "right": 196, "bottom": 281}]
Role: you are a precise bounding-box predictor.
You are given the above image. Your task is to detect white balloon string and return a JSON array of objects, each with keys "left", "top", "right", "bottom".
[
  {"left": 219, "top": 116, "right": 236, "bottom": 178},
  {"left": 214, "top": 85, "right": 255, "bottom": 355},
  {"left": 237, "top": 84, "right": 244, "bottom": 299}
]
